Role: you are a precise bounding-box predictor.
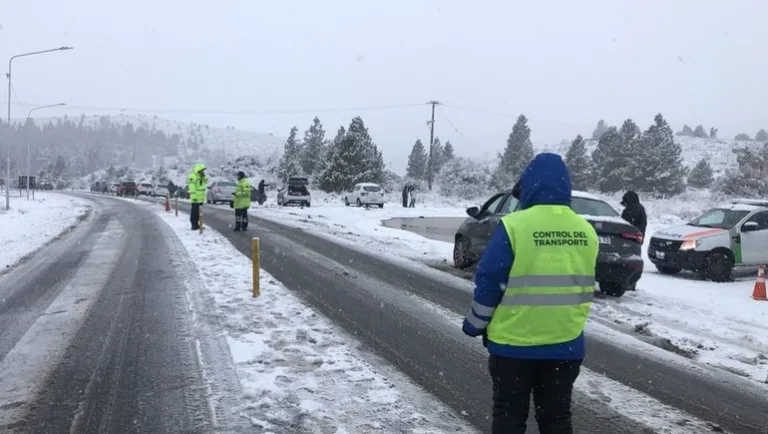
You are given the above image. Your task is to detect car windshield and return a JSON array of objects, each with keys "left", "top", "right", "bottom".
[
  {"left": 571, "top": 197, "right": 619, "bottom": 217},
  {"left": 218, "top": 182, "right": 236, "bottom": 187},
  {"left": 123, "top": 182, "right": 136, "bottom": 186},
  {"left": 141, "top": 183, "right": 152, "bottom": 187},
  {"left": 688, "top": 208, "right": 750, "bottom": 229},
  {"left": 363, "top": 186, "right": 381, "bottom": 192}
]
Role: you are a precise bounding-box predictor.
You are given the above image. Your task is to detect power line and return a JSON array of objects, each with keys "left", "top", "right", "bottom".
[
  {"left": 439, "top": 106, "right": 474, "bottom": 146},
  {"left": 3, "top": 101, "right": 425, "bottom": 116}
]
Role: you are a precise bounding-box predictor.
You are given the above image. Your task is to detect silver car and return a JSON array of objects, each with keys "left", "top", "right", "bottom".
[
  {"left": 207, "top": 181, "right": 237, "bottom": 204},
  {"left": 648, "top": 199, "right": 768, "bottom": 281}
]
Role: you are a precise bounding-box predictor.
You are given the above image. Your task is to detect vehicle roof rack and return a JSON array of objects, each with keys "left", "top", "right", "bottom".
[{"left": 731, "top": 198, "right": 768, "bottom": 207}]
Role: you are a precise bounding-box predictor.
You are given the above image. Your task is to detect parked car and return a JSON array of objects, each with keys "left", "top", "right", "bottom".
[
  {"left": 454, "top": 190, "right": 644, "bottom": 297},
  {"left": 345, "top": 183, "right": 385, "bottom": 208},
  {"left": 648, "top": 199, "right": 768, "bottom": 282},
  {"left": 277, "top": 177, "right": 311, "bottom": 207},
  {"left": 40, "top": 181, "right": 55, "bottom": 191},
  {"left": 173, "top": 185, "right": 190, "bottom": 199},
  {"left": 207, "top": 181, "right": 237, "bottom": 204},
  {"left": 108, "top": 183, "right": 120, "bottom": 193},
  {"left": 117, "top": 181, "right": 139, "bottom": 197},
  {"left": 153, "top": 185, "right": 170, "bottom": 198},
  {"left": 138, "top": 182, "right": 154, "bottom": 196}
]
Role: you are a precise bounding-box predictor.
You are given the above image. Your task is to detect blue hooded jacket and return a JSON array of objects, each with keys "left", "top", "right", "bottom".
[{"left": 462, "top": 153, "right": 586, "bottom": 360}]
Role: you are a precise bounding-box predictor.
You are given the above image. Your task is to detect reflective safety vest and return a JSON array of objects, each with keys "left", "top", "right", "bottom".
[
  {"left": 487, "top": 205, "right": 599, "bottom": 347},
  {"left": 234, "top": 178, "right": 251, "bottom": 209}
]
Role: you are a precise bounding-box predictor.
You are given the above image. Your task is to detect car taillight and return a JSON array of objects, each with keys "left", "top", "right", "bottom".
[
  {"left": 216, "top": 188, "right": 221, "bottom": 193},
  {"left": 621, "top": 232, "right": 644, "bottom": 244}
]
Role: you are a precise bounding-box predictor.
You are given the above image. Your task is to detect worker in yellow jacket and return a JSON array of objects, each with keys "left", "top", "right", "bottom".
[
  {"left": 462, "top": 153, "right": 598, "bottom": 433},
  {"left": 233, "top": 171, "right": 251, "bottom": 231},
  {"left": 187, "top": 163, "right": 208, "bottom": 230}
]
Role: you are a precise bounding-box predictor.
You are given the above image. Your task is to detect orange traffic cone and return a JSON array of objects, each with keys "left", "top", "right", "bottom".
[
  {"left": 165, "top": 196, "right": 171, "bottom": 213},
  {"left": 752, "top": 264, "right": 767, "bottom": 301}
]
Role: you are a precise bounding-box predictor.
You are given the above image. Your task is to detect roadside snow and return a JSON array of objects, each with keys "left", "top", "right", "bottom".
[
  {"left": 254, "top": 202, "right": 465, "bottom": 264},
  {"left": 252, "top": 197, "right": 768, "bottom": 386},
  {"left": 0, "top": 192, "right": 91, "bottom": 271},
  {"left": 153, "top": 205, "right": 477, "bottom": 434}
]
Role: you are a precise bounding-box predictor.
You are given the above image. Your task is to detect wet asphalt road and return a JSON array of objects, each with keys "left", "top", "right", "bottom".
[
  {"left": 185, "top": 203, "right": 763, "bottom": 434},
  {"left": 0, "top": 195, "right": 214, "bottom": 433}
]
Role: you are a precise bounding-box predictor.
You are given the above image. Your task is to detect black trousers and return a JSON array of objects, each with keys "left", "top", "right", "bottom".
[
  {"left": 190, "top": 203, "right": 201, "bottom": 229},
  {"left": 235, "top": 208, "right": 248, "bottom": 230},
  {"left": 488, "top": 355, "right": 581, "bottom": 434}
]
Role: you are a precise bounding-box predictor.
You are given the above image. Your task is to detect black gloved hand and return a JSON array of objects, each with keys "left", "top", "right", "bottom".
[{"left": 482, "top": 330, "right": 489, "bottom": 348}]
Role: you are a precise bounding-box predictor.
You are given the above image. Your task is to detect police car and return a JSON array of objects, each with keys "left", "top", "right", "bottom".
[{"left": 648, "top": 199, "right": 768, "bottom": 281}]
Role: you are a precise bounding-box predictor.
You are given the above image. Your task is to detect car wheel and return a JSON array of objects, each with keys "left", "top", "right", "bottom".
[
  {"left": 356, "top": 198, "right": 362, "bottom": 207},
  {"left": 378, "top": 203, "right": 384, "bottom": 208},
  {"left": 453, "top": 237, "right": 473, "bottom": 269},
  {"left": 305, "top": 202, "right": 311, "bottom": 208},
  {"left": 345, "top": 197, "right": 350, "bottom": 206},
  {"left": 599, "top": 282, "right": 627, "bottom": 297},
  {"left": 655, "top": 265, "right": 682, "bottom": 275},
  {"left": 704, "top": 251, "right": 733, "bottom": 282}
]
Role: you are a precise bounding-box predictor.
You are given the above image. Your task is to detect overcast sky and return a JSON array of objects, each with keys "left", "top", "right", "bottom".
[{"left": 2, "top": 1, "right": 767, "bottom": 173}]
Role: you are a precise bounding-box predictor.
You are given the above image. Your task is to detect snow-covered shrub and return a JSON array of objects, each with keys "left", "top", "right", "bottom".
[{"left": 436, "top": 157, "right": 493, "bottom": 200}]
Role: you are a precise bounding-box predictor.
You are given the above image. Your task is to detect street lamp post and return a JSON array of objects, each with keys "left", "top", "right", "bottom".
[
  {"left": 5, "top": 46, "right": 73, "bottom": 210},
  {"left": 25, "top": 103, "right": 66, "bottom": 199}
]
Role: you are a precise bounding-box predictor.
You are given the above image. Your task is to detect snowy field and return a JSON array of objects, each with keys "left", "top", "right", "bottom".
[
  {"left": 250, "top": 190, "right": 768, "bottom": 386},
  {"left": 0, "top": 191, "right": 91, "bottom": 271},
  {"left": 152, "top": 203, "right": 477, "bottom": 434}
]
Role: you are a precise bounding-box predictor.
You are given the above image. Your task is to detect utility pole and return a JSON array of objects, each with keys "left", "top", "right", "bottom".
[{"left": 426, "top": 100, "right": 441, "bottom": 191}]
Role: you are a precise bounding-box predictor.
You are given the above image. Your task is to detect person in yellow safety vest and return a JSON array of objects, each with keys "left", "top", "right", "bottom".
[
  {"left": 462, "top": 153, "right": 598, "bottom": 434},
  {"left": 187, "top": 163, "right": 208, "bottom": 230},
  {"left": 233, "top": 171, "right": 251, "bottom": 231}
]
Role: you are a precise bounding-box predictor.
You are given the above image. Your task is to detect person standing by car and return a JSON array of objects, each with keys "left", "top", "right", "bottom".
[
  {"left": 233, "top": 171, "right": 251, "bottom": 231},
  {"left": 187, "top": 163, "right": 208, "bottom": 230},
  {"left": 257, "top": 179, "right": 269, "bottom": 205},
  {"left": 620, "top": 190, "right": 647, "bottom": 236},
  {"left": 461, "top": 153, "right": 599, "bottom": 434}
]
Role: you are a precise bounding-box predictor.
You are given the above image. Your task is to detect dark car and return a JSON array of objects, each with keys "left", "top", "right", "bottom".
[
  {"left": 453, "top": 190, "right": 644, "bottom": 297},
  {"left": 40, "top": 181, "right": 54, "bottom": 191},
  {"left": 117, "top": 181, "right": 138, "bottom": 197}
]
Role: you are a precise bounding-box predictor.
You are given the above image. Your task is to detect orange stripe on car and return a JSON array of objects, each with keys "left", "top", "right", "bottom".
[{"left": 682, "top": 228, "right": 725, "bottom": 239}]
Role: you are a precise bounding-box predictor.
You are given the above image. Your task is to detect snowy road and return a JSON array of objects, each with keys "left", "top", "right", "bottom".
[
  {"left": 0, "top": 195, "right": 242, "bottom": 433},
  {"left": 177, "top": 201, "right": 766, "bottom": 433}
]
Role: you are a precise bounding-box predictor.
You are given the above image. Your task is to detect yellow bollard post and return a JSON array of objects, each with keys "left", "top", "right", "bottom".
[
  {"left": 199, "top": 206, "right": 204, "bottom": 234},
  {"left": 175, "top": 197, "right": 178, "bottom": 217},
  {"left": 252, "top": 237, "right": 260, "bottom": 297}
]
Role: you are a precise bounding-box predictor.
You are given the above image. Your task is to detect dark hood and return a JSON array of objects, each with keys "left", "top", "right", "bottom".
[
  {"left": 519, "top": 153, "right": 572, "bottom": 210},
  {"left": 621, "top": 191, "right": 640, "bottom": 206}
]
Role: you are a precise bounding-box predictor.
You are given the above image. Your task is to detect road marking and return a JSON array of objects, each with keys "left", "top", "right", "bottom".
[{"left": 0, "top": 220, "right": 125, "bottom": 429}]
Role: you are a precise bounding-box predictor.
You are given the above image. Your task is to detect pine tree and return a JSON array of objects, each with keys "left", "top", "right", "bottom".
[
  {"left": 443, "top": 141, "right": 455, "bottom": 160},
  {"left": 709, "top": 127, "right": 718, "bottom": 139},
  {"left": 755, "top": 129, "right": 768, "bottom": 142},
  {"left": 426, "top": 137, "right": 444, "bottom": 181},
  {"left": 299, "top": 117, "right": 327, "bottom": 176},
  {"left": 317, "top": 117, "right": 384, "bottom": 192},
  {"left": 677, "top": 125, "right": 694, "bottom": 137},
  {"left": 276, "top": 126, "right": 303, "bottom": 180},
  {"left": 633, "top": 114, "right": 687, "bottom": 195},
  {"left": 719, "top": 143, "right": 768, "bottom": 197},
  {"left": 592, "top": 123, "right": 633, "bottom": 193},
  {"left": 491, "top": 114, "right": 535, "bottom": 189},
  {"left": 592, "top": 120, "right": 609, "bottom": 140},
  {"left": 693, "top": 125, "right": 708, "bottom": 138},
  {"left": 406, "top": 139, "right": 428, "bottom": 179},
  {"left": 564, "top": 135, "right": 592, "bottom": 191},
  {"left": 687, "top": 158, "right": 714, "bottom": 189},
  {"left": 734, "top": 133, "right": 751, "bottom": 141}
]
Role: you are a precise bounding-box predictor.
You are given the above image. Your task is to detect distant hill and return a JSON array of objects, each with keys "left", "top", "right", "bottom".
[{"left": 28, "top": 113, "right": 285, "bottom": 169}]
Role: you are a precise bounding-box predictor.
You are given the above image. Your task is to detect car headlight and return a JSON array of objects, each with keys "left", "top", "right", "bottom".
[{"left": 679, "top": 239, "right": 701, "bottom": 251}]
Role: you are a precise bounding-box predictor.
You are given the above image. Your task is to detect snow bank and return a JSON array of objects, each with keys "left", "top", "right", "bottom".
[
  {"left": 153, "top": 204, "right": 476, "bottom": 433},
  {"left": 0, "top": 192, "right": 91, "bottom": 271}
]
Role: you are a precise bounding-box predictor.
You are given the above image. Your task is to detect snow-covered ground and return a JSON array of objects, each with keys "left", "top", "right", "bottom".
[
  {"left": 0, "top": 191, "right": 91, "bottom": 271},
  {"left": 152, "top": 203, "right": 477, "bottom": 433},
  {"left": 250, "top": 191, "right": 768, "bottom": 386}
]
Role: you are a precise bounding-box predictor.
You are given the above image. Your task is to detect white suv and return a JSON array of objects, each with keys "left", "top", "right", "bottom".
[{"left": 345, "top": 183, "right": 385, "bottom": 208}]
